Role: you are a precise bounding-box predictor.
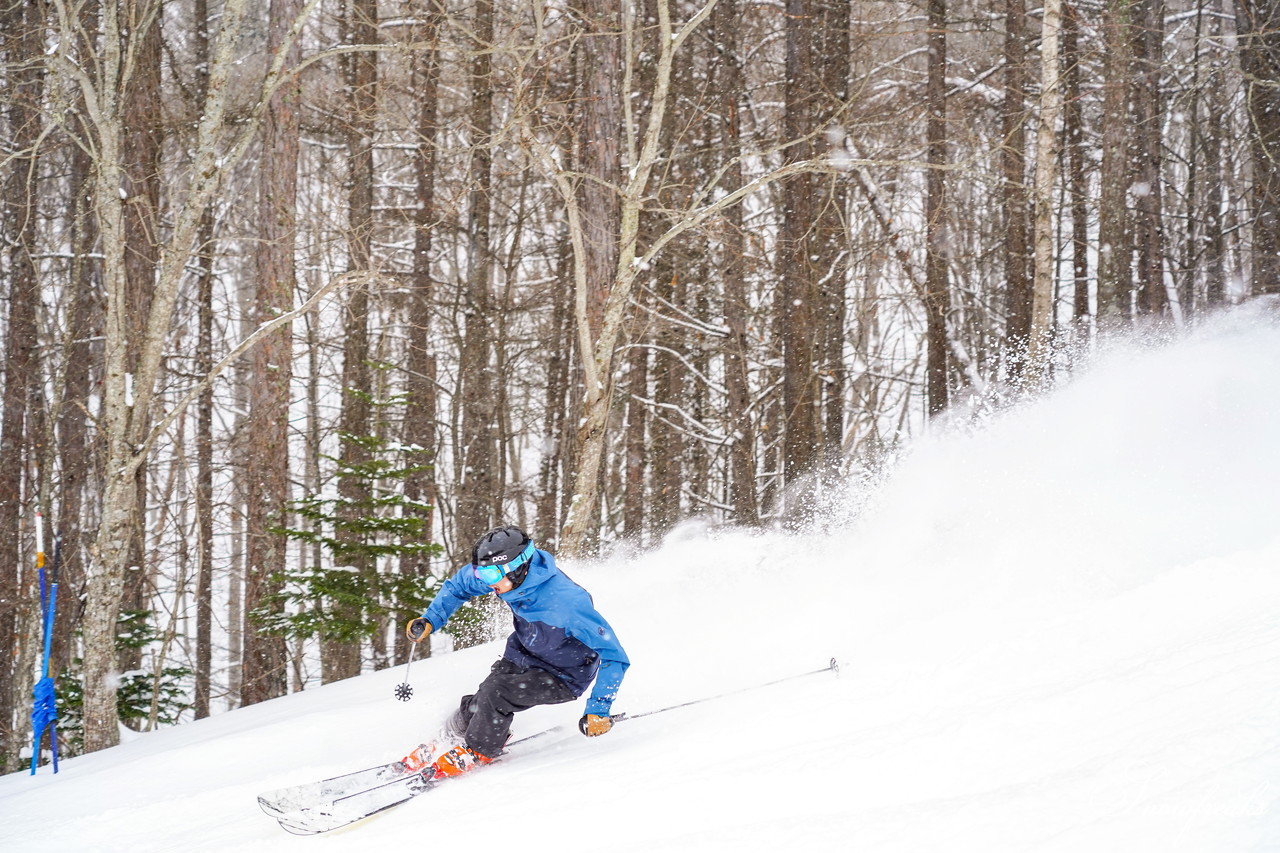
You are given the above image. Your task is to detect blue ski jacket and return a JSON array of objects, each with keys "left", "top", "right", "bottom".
[{"left": 421, "top": 549, "right": 630, "bottom": 717}]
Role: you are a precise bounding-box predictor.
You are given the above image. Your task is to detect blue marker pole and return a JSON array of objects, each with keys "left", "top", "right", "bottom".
[{"left": 30, "top": 526, "right": 61, "bottom": 775}]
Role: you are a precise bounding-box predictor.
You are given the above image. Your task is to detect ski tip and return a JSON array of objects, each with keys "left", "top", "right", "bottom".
[
  {"left": 277, "top": 818, "right": 322, "bottom": 836},
  {"left": 258, "top": 796, "right": 286, "bottom": 819}
]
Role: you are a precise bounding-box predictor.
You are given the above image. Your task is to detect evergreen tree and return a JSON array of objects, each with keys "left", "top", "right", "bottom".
[{"left": 252, "top": 427, "right": 443, "bottom": 666}]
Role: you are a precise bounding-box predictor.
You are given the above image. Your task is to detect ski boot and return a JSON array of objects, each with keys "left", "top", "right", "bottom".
[
  {"left": 430, "top": 744, "right": 493, "bottom": 778},
  {"left": 400, "top": 743, "right": 438, "bottom": 773}
]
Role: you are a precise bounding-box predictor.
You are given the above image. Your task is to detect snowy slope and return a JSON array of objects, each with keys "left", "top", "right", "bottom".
[{"left": 4, "top": 301, "right": 1280, "bottom": 853}]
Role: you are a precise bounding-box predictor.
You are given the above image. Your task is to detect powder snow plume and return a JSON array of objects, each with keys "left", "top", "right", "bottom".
[{"left": 3, "top": 300, "right": 1279, "bottom": 852}]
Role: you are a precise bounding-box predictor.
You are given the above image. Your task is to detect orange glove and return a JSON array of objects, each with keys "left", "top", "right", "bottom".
[
  {"left": 405, "top": 617, "right": 432, "bottom": 642},
  {"left": 579, "top": 714, "right": 613, "bottom": 737}
]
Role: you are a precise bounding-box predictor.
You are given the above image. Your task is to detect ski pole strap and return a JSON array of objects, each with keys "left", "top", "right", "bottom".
[{"left": 610, "top": 658, "right": 839, "bottom": 725}]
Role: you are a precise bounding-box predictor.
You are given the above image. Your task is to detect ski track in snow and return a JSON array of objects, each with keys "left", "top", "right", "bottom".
[{"left": 4, "top": 301, "right": 1280, "bottom": 852}]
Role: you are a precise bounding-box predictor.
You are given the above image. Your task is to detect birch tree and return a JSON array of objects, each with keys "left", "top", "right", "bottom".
[
  {"left": 50, "top": 0, "right": 324, "bottom": 752},
  {"left": 552, "top": 0, "right": 720, "bottom": 555},
  {"left": 540, "top": 0, "right": 851, "bottom": 553},
  {"left": 1028, "top": 0, "right": 1063, "bottom": 374}
]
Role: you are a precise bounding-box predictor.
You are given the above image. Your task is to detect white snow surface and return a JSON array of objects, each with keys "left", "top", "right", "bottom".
[{"left": 5, "top": 302, "right": 1280, "bottom": 852}]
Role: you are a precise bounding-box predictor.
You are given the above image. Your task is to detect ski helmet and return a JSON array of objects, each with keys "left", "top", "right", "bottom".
[{"left": 471, "top": 525, "right": 536, "bottom": 587}]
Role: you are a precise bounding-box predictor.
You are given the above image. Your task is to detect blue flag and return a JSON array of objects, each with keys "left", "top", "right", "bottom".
[{"left": 30, "top": 548, "right": 60, "bottom": 775}]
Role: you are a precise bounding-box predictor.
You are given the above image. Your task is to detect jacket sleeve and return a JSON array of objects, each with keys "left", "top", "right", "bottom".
[
  {"left": 422, "top": 566, "right": 490, "bottom": 631},
  {"left": 567, "top": 606, "right": 630, "bottom": 717}
]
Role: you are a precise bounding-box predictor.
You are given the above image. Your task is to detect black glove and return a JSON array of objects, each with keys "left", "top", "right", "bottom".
[{"left": 405, "top": 617, "right": 431, "bottom": 642}]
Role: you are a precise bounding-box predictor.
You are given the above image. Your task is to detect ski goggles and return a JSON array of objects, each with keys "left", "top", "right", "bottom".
[{"left": 473, "top": 541, "right": 537, "bottom": 585}]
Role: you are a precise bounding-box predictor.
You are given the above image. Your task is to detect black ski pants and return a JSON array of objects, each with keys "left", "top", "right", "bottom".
[{"left": 450, "top": 658, "right": 576, "bottom": 758}]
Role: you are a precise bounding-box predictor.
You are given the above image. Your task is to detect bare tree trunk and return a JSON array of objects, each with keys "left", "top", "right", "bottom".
[
  {"left": 194, "top": 202, "right": 214, "bottom": 716},
  {"left": 621, "top": 310, "right": 650, "bottom": 541},
  {"left": 689, "top": 291, "right": 712, "bottom": 508},
  {"left": 576, "top": 0, "right": 622, "bottom": 353},
  {"left": 226, "top": 488, "right": 244, "bottom": 708},
  {"left": 779, "top": 0, "right": 819, "bottom": 512},
  {"left": 1132, "top": 0, "right": 1168, "bottom": 316},
  {"left": 1098, "top": 0, "right": 1135, "bottom": 326},
  {"left": 560, "top": 0, "right": 623, "bottom": 551},
  {"left": 1179, "top": 4, "right": 1204, "bottom": 321},
  {"left": 242, "top": 0, "right": 302, "bottom": 706},
  {"left": 116, "top": 0, "right": 164, "bottom": 710},
  {"left": 454, "top": 0, "right": 499, "bottom": 554},
  {"left": 1003, "top": 0, "right": 1033, "bottom": 369},
  {"left": 1203, "top": 5, "right": 1227, "bottom": 308},
  {"left": 70, "top": 0, "right": 144, "bottom": 755},
  {"left": 57, "top": 98, "right": 100, "bottom": 689},
  {"left": 397, "top": 8, "right": 442, "bottom": 665},
  {"left": 1029, "top": 0, "right": 1063, "bottom": 375},
  {"left": 714, "top": 0, "right": 758, "bottom": 526},
  {"left": 536, "top": 238, "right": 574, "bottom": 545},
  {"left": 71, "top": 0, "right": 318, "bottom": 749},
  {"left": 924, "top": 0, "right": 951, "bottom": 416},
  {"left": 0, "top": 0, "right": 45, "bottom": 767},
  {"left": 552, "top": 0, "right": 814, "bottom": 551},
  {"left": 816, "top": 0, "right": 850, "bottom": 478},
  {"left": 328, "top": 0, "right": 378, "bottom": 683},
  {"left": 368, "top": 341, "right": 391, "bottom": 670},
  {"left": 298, "top": 306, "right": 321, "bottom": 685},
  {"left": 297, "top": 299, "right": 322, "bottom": 668},
  {"left": 650, "top": 275, "right": 685, "bottom": 536},
  {"left": 191, "top": 0, "right": 214, "bottom": 720},
  {"left": 1064, "top": 4, "right": 1090, "bottom": 326},
  {"left": 1233, "top": 0, "right": 1280, "bottom": 295}
]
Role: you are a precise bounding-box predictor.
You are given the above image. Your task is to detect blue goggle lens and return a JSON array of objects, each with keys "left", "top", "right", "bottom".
[
  {"left": 473, "top": 541, "right": 536, "bottom": 586},
  {"left": 474, "top": 564, "right": 505, "bottom": 585}
]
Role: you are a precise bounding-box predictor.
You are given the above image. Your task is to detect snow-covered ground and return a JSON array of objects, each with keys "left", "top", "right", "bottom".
[{"left": 4, "top": 301, "right": 1280, "bottom": 852}]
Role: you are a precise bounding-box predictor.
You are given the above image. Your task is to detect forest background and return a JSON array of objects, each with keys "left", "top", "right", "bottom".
[{"left": 1, "top": 0, "right": 1278, "bottom": 770}]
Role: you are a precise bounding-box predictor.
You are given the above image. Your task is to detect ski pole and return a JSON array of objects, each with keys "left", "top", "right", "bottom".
[
  {"left": 608, "top": 657, "right": 839, "bottom": 726},
  {"left": 394, "top": 639, "right": 419, "bottom": 701}
]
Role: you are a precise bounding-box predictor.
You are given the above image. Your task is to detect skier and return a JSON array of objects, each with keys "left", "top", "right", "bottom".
[{"left": 404, "top": 525, "right": 630, "bottom": 778}]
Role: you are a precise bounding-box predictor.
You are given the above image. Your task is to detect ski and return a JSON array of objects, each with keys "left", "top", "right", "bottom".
[
  {"left": 258, "top": 726, "right": 564, "bottom": 834},
  {"left": 257, "top": 759, "right": 416, "bottom": 820},
  {"left": 258, "top": 659, "right": 840, "bottom": 834},
  {"left": 268, "top": 766, "right": 437, "bottom": 834}
]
